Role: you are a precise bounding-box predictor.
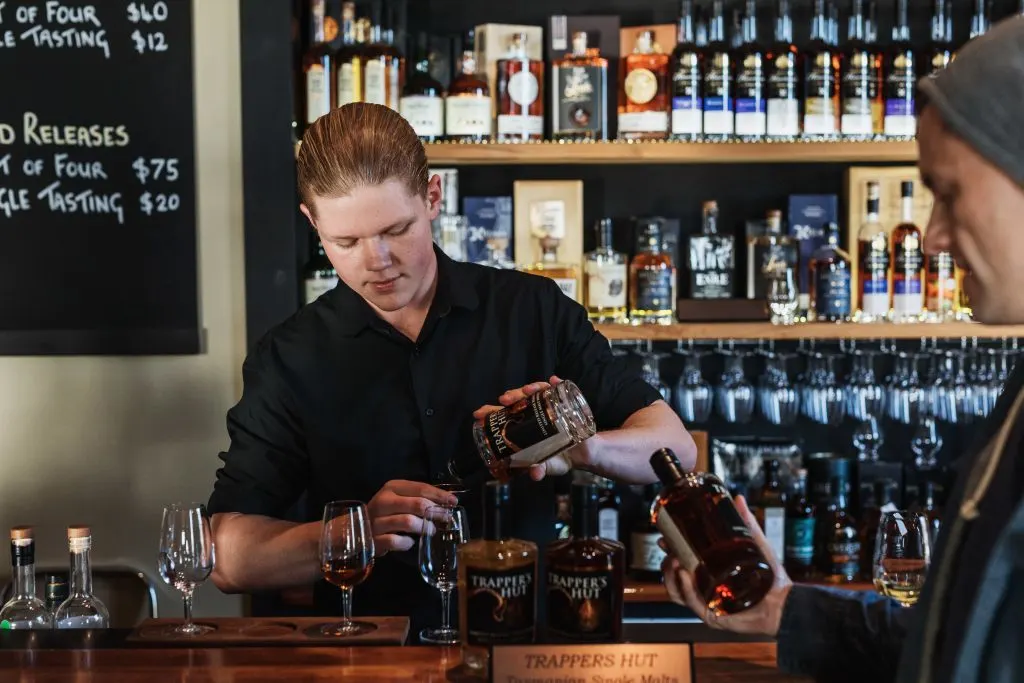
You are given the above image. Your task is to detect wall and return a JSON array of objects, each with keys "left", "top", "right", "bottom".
[{"left": 0, "top": 0, "right": 247, "bottom": 619}]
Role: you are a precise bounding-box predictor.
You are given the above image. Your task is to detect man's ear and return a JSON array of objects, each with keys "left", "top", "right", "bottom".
[
  {"left": 299, "top": 203, "right": 317, "bottom": 229},
  {"left": 426, "top": 174, "right": 443, "bottom": 221}
]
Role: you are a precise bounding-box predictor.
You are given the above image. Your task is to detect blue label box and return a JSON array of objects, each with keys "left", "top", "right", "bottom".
[
  {"left": 464, "top": 196, "right": 513, "bottom": 265},
  {"left": 788, "top": 194, "right": 838, "bottom": 296}
]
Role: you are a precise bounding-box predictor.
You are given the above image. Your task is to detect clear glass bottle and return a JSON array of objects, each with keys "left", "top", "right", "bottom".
[
  {"left": 926, "top": 251, "right": 958, "bottom": 321},
  {"left": 55, "top": 526, "right": 110, "bottom": 629},
  {"left": 302, "top": 239, "right": 338, "bottom": 305},
  {"left": 0, "top": 527, "right": 53, "bottom": 630},
  {"left": 929, "top": 0, "right": 954, "bottom": 76},
  {"left": 670, "top": 0, "right": 702, "bottom": 140},
  {"left": 496, "top": 33, "right": 545, "bottom": 142},
  {"left": 969, "top": 0, "right": 990, "bottom": 40},
  {"left": 856, "top": 181, "right": 891, "bottom": 322},
  {"left": 432, "top": 171, "right": 469, "bottom": 262},
  {"left": 551, "top": 31, "right": 609, "bottom": 140},
  {"left": 688, "top": 200, "right": 735, "bottom": 299},
  {"left": 809, "top": 222, "right": 851, "bottom": 322},
  {"left": 891, "top": 180, "right": 924, "bottom": 322},
  {"left": 618, "top": 30, "right": 670, "bottom": 140},
  {"left": 747, "top": 209, "right": 797, "bottom": 301},
  {"left": 584, "top": 218, "right": 627, "bottom": 324},
  {"left": 629, "top": 219, "right": 677, "bottom": 325}
]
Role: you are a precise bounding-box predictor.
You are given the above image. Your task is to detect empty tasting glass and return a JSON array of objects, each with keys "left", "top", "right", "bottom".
[
  {"left": 157, "top": 503, "right": 216, "bottom": 636},
  {"left": 637, "top": 350, "right": 672, "bottom": 403},
  {"left": 887, "top": 352, "right": 925, "bottom": 425},
  {"left": 873, "top": 511, "right": 932, "bottom": 607},
  {"left": 911, "top": 408, "right": 943, "bottom": 471},
  {"left": 320, "top": 501, "right": 376, "bottom": 637},
  {"left": 801, "top": 353, "right": 845, "bottom": 426},
  {"left": 930, "top": 350, "right": 974, "bottom": 425},
  {"left": 715, "top": 350, "right": 755, "bottom": 424},
  {"left": 758, "top": 352, "right": 799, "bottom": 426},
  {"left": 418, "top": 505, "right": 469, "bottom": 645},
  {"left": 674, "top": 348, "right": 713, "bottom": 424},
  {"left": 846, "top": 350, "right": 885, "bottom": 421}
]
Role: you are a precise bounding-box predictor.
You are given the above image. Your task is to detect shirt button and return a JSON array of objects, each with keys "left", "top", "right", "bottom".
[{"left": 425, "top": 408, "right": 435, "bottom": 417}]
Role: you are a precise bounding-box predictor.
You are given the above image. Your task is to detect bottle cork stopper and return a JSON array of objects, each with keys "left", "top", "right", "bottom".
[
  {"left": 67, "top": 525, "right": 91, "bottom": 539},
  {"left": 10, "top": 526, "right": 33, "bottom": 541}
]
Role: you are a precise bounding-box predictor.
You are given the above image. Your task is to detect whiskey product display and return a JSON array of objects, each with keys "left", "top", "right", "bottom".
[
  {"left": 629, "top": 483, "right": 667, "bottom": 583},
  {"left": 0, "top": 527, "right": 52, "bottom": 630},
  {"left": 545, "top": 482, "right": 625, "bottom": 643},
  {"left": 808, "top": 222, "right": 851, "bottom": 322},
  {"left": 856, "top": 181, "right": 890, "bottom": 322},
  {"left": 496, "top": 33, "right": 544, "bottom": 141},
  {"left": 54, "top": 526, "right": 110, "bottom": 629},
  {"left": 446, "top": 38, "right": 491, "bottom": 141},
  {"left": 841, "top": 0, "right": 882, "bottom": 136},
  {"left": 650, "top": 448, "right": 775, "bottom": 616},
  {"left": 335, "top": 4, "right": 365, "bottom": 106},
  {"left": 884, "top": 0, "right": 917, "bottom": 137},
  {"left": 766, "top": 0, "right": 800, "bottom": 137},
  {"left": 734, "top": 0, "right": 766, "bottom": 138},
  {"left": 688, "top": 201, "right": 734, "bottom": 299},
  {"left": 784, "top": 468, "right": 816, "bottom": 581},
  {"left": 362, "top": 0, "right": 403, "bottom": 111},
  {"left": 400, "top": 33, "right": 445, "bottom": 140},
  {"left": 303, "top": 0, "right": 335, "bottom": 125},
  {"left": 929, "top": 0, "right": 954, "bottom": 75},
  {"left": 670, "top": 0, "right": 702, "bottom": 139},
  {"left": 817, "top": 477, "right": 860, "bottom": 584},
  {"left": 583, "top": 218, "right": 627, "bottom": 323},
  {"left": 459, "top": 481, "right": 537, "bottom": 673},
  {"left": 753, "top": 457, "right": 786, "bottom": 562},
  {"left": 802, "top": 0, "right": 840, "bottom": 137},
  {"left": 926, "top": 251, "right": 957, "bottom": 320},
  {"left": 522, "top": 234, "right": 580, "bottom": 302},
  {"left": 629, "top": 219, "right": 677, "bottom": 325},
  {"left": 618, "top": 30, "right": 670, "bottom": 140},
  {"left": 747, "top": 209, "right": 798, "bottom": 301},
  {"left": 551, "top": 32, "right": 608, "bottom": 140},
  {"left": 891, "top": 181, "right": 925, "bottom": 322},
  {"left": 702, "top": 0, "right": 734, "bottom": 137},
  {"left": 302, "top": 240, "right": 338, "bottom": 305}
]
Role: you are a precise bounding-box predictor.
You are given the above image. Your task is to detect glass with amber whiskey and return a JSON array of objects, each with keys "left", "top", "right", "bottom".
[
  {"left": 629, "top": 219, "right": 677, "bottom": 325},
  {"left": 618, "top": 30, "right": 670, "bottom": 140},
  {"left": 552, "top": 31, "right": 608, "bottom": 140},
  {"left": 496, "top": 32, "right": 544, "bottom": 142},
  {"left": 584, "top": 218, "right": 627, "bottom": 323},
  {"left": 650, "top": 448, "right": 775, "bottom": 616}
]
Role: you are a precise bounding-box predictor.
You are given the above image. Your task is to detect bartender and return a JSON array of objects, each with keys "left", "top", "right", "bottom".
[{"left": 206, "top": 102, "right": 695, "bottom": 634}]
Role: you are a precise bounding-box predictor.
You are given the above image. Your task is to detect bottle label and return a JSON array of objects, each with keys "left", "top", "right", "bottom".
[
  {"left": 305, "top": 66, "right": 330, "bottom": 124},
  {"left": 893, "top": 237, "right": 924, "bottom": 312},
  {"left": 760, "top": 507, "right": 786, "bottom": 562},
  {"left": 553, "top": 277, "right": 578, "bottom": 302},
  {"left": 508, "top": 70, "right": 539, "bottom": 107},
  {"left": 766, "top": 52, "right": 799, "bottom": 136},
  {"left": 633, "top": 269, "right": 674, "bottom": 312},
  {"left": 926, "top": 254, "right": 956, "bottom": 314},
  {"left": 784, "top": 517, "right": 815, "bottom": 566},
  {"left": 624, "top": 67, "right": 658, "bottom": 105},
  {"left": 860, "top": 234, "right": 890, "bottom": 307},
  {"left": 598, "top": 509, "right": 619, "bottom": 541},
  {"left": 304, "top": 276, "right": 338, "bottom": 304},
  {"left": 497, "top": 114, "right": 544, "bottom": 137},
  {"left": 337, "top": 61, "right": 357, "bottom": 105},
  {"left": 884, "top": 52, "right": 916, "bottom": 135},
  {"left": 814, "top": 269, "right": 851, "bottom": 318},
  {"left": 630, "top": 531, "right": 667, "bottom": 571},
  {"left": 827, "top": 540, "right": 861, "bottom": 578},
  {"left": 11, "top": 540, "right": 34, "bottom": 567},
  {"left": 671, "top": 53, "right": 702, "bottom": 135},
  {"left": 546, "top": 569, "right": 618, "bottom": 641},
  {"left": 749, "top": 242, "right": 797, "bottom": 299},
  {"left": 445, "top": 96, "right": 491, "bottom": 136},
  {"left": 364, "top": 59, "right": 387, "bottom": 105},
  {"left": 734, "top": 53, "right": 766, "bottom": 136},
  {"left": 465, "top": 566, "right": 535, "bottom": 645},
  {"left": 841, "top": 53, "right": 877, "bottom": 135},
  {"left": 703, "top": 55, "right": 733, "bottom": 135},
  {"left": 553, "top": 65, "right": 605, "bottom": 136},
  {"left": 618, "top": 111, "right": 668, "bottom": 134},
  {"left": 585, "top": 262, "right": 626, "bottom": 309},
  {"left": 804, "top": 52, "right": 838, "bottom": 134},
  {"left": 479, "top": 391, "right": 571, "bottom": 466},
  {"left": 399, "top": 95, "right": 444, "bottom": 138},
  {"left": 688, "top": 235, "right": 734, "bottom": 299}
]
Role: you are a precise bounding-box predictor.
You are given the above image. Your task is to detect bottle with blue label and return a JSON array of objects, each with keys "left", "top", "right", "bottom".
[
  {"left": 766, "top": 0, "right": 799, "bottom": 137},
  {"left": 734, "top": 0, "right": 766, "bottom": 139},
  {"left": 701, "top": 0, "right": 734, "bottom": 137},
  {"left": 670, "top": 0, "right": 702, "bottom": 139},
  {"left": 856, "top": 181, "right": 890, "bottom": 321},
  {"left": 809, "top": 222, "right": 851, "bottom": 322},
  {"left": 883, "top": 0, "right": 917, "bottom": 137}
]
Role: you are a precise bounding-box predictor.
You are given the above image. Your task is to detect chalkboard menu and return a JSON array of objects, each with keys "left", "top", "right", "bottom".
[{"left": 0, "top": 0, "right": 198, "bottom": 355}]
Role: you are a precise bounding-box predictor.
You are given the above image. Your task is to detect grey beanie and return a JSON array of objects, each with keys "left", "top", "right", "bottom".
[{"left": 918, "top": 15, "right": 1024, "bottom": 186}]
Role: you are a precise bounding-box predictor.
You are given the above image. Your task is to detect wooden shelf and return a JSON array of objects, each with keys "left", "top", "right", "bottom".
[
  {"left": 596, "top": 321, "right": 1024, "bottom": 341},
  {"left": 423, "top": 139, "right": 918, "bottom": 165},
  {"left": 625, "top": 578, "right": 876, "bottom": 603}
]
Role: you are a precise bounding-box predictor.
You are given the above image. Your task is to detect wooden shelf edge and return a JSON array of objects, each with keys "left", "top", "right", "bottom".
[
  {"left": 625, "top": 579, "right": 876, "bottom": 603},
  {"left": 596, "top": 321, "right": 1024, "bottom": 341}
]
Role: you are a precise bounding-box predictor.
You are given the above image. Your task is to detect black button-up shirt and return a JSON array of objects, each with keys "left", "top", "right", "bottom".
[{"left": 207, "top": 248, "right": 661, "bottom": 631}]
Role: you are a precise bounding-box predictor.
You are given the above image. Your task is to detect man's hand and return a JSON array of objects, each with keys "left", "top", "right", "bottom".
[
  {"left": 366, "top": 480, "right": 458, "bottom": 555},
  {"left": 472, "top": 376, "right": 582, "bottom": 481},
  {"left": 661, "top": 495, "right": 793, "bottom": 637}
]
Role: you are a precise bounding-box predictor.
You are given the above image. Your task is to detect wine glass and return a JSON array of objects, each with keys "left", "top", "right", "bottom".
[
  {"left": 767, "top": 267, "right": 799, "bottom": 325},
  {"left": 320, "top": 501, "right": 376, "bottom": 637},
  {"left": 715, "top": 349, "right": 755, "bottom": 423},
  {"left": 674, "top": 349, "right": 713, "bottom": 423},
  {"left": 157, "top": 503, "right": 216, "bottom": 636},
  {"left": 637, "top": 350, "right": 672, "bottom": 402},
  {"left": 873, "top": 511, "right": 932, "bottom": 607},
  {"left": 418, "top": 506, "right": 469, "bottom": 645},
  {"left": 758, "top": 352, "right": 799, "bottom": 426}
]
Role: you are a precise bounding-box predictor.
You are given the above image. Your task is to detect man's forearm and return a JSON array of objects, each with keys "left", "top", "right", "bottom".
[
  {"left": 585, "top": 401, "right": 696, "bottom": 484},
  {"left": 211, "top": 513, "right": 321, "bottom": 593}
]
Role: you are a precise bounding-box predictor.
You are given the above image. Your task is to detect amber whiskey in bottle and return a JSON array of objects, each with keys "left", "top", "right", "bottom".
[
  {"left": 809, "top": 222, "right": 851, "bottom": 322},
  {"left": 650, "top": 448, "right": 775, "bottom": 616},
  {"left": 784, "top": 468, "right": 816, "bottom": 581},
  {"left": 446, "top": 34, "right": 491, "bottom": 142},
  {"left": 618, "top": 30, "right": 670, "bottom": 140},
  {"left": 629, "top": 483, "right": 667, "bottom": 583},
  {"left": 803, "top": 0, "right": 841, "bottom": 137},
  {"left": 496, "top": 33, "right": 544, "bottom": 142},
  {"left": 841, "top": 0, "right": 883, "bottom": 137},
  {"left": 584, "top": 218, "right": 627, "bottom": 323},
  {"left": 629, "top": 220, "right": 676, "bottom": 325},
  {"left": 335, "top": 4, "right": 365, "bottom": 106},
  {"left": 884, "top": 0, "right": 917, "bottom": 137},
  {"left": 361, "top": 0, "right": 403, "bottom": 111},
  {"left": 552, "top": 31, "right": 608, "bottom": 140},
  {"left": 817, "top": 477, "right": 860, "bottom": 584},
  {"left": 746, "top": 209, "right": 797, "bottom": 300},
  {"left": 522, "top": 236, "right": 580, "bottom": 302},
  {"left": 858, "top": 479, "right": 897, "bottom": 581},
  {"left": 926, "top": 251, "right": 957, "bottom": 321},
  {"left": 400, "top": 33, "right": 445, "bottom": 141},
  {"left": 891, "top": 180, "right": 924, "bottom": 322},
  {"left": 458, "top": 481, "right": 538, "bottom": 674},
  {"left": 303, "top": 0, "right": 335, "bottom": 126},
  {"left": 545, "top": 482, "right": 626, "bottom": 643},
  {"left": 857, "top": 181, "right": 891, "bottom": 322},
  {"left": 753, "top": 457, "right": 786, "bottom": 563}
]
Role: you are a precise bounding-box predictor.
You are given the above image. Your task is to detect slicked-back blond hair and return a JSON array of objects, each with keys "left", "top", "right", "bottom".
[{"left": 296, "top": 103, "right": 429, "bottom": 218}]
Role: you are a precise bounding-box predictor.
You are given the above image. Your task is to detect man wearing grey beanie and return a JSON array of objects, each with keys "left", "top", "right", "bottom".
[{"left": 662, "top": 15, "right": 1024, "bottom": 683}]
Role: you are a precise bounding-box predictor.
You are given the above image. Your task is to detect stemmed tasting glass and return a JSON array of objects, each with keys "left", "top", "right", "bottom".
[
  {"left": 637, "top": 349, "right": 672, "bottom": 403},
  {"left": 157, "top": 503, "right": 216, "bottom": 636},
  {"left": 674, "top": 347, "right": 713, "bottom": 423},
  {"left": 320, "top": 501, "right": 376, "bottom": 637},
  {"left": 715, "top": 348, "right": 755, "bottom": 424},
  {"left": 758, "top": 352, "right": 799, "bottom": 426},
  {"left": 873, "top": 511, "right": 932, "bottom": 607},
  {"left": 887, "top": 352, "right": 925, "bottom": 425},
  {"left": 418, "top": 505, "right": 469, "bottom": 645}
]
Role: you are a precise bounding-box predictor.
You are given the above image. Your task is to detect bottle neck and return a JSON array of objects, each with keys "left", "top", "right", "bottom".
[
  {"left": 572, "top": 503, "right": 598, "bottom": 539},
  {"left": 742, "top": 2, "right": 757, "bottom": 44},
  {"left": 849, "top": 0, "right": 866, "bottom": 41},
  {"left": 596, "top": 223, "right": 613, "bottom": 251},
  {"left": 678, "top": 5, "right": 695, "bottom": 44},
  {"left": 460, "top": 52, "right": 476, "bottom": 76},
  {"left": 11, "top": 541, "right": 36, "bottom": 599},
  {"left": 971, "top": 0, "right": 989, "bottom": 38},
  {"left": 810, "top": 0, "right": 828, "bottom": 42},
  {"left": 69, "top": 547, "right": 93, "bottom": 597},
  {"left": 703, "top": 210, "right": 718, "bottom": 235},
  {"left": 709, "top": 2, "right": 726, "bottom": 43},
  {"left": 484, "top": 502, "right": 510, "bottom": 542},
  {"left": 833, "top": 487, "right": 848, "bottom": 511},
  {"left": 893, "top": 0, "right": 910, "bottom": 41},
  {"left": 866, "top": 197, "right": 880, "bottom": 223},
  {"left": 310, "top": 0, "right": 326, "bottom": 44},
  {"left": 774, "top": 0, "right": 792, "bottom": 43},
  {"left": 902, "top": 196, "right": 914, "bottom": 222}
]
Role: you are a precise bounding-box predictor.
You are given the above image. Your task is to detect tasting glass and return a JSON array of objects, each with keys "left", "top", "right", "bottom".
[
  {"left": 758, "top": 352, "right": 800, "bottom": 426},
  {"left": 157, "top": 503, "right": 216, "bottom": 636},
  {"left": 715, "top": 349, "right": 755, "bottom": 424},
  {"left": 911, "top": 407, "right": 943, "bottom": 471},
  {"left": 674, "top": 348, "right": 713, "bottom": 423},
  {"left": 801, "top": 353, "right": 845, "bottom": 426},
  {"left": 873, "top": 511, "right": 932, "bottom": 607},
  {"left": 887, "top": 352, "right": 925, "bottom": 425},
  {"left": 637, "top": 350, "right": 672, "bottom": 403},
  {"left": 418, "top": 505, "right": 469, "bottom": 645},
  {"left": 766, "top": 267, "right": 799, "bottom": 325},
  {"left": 320, "top": 501, "right": 376, "bottom": 637},
  {"left": 930, "top": 350, "right": 974, "bottom": 425}
]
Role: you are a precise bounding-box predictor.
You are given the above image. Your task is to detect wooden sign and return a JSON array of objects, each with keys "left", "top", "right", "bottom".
[{"left": 492, "top": 643, "right": 694, "bottom": 683}]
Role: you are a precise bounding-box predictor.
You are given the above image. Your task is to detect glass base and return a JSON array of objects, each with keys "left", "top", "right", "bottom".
[
  {"left": 320, "top": 620, "right": 378, "bottom": 637},
  {"left": 163, "top": 621, "right": 215, "bottom": 637},
  {"left": 419, "top": 626, "right": 459, "bottom": 645}
]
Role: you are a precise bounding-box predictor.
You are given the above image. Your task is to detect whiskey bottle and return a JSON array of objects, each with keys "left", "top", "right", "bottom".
[
  {"left": 45, "top": 574, "right": 69, "bottom": 616},
  {"left": 841, "top": 0, "right": 883, "bottom": 137},
  {"left": 926, "top": 251, "right": 957, "bottom": 321},
  {"left": 856, "top": 181, "right": 891, "bottom": 322},
  {"left": 817, "top": 478, "right": 860, "bottom": 584},
  {"left": 883, "top": 0, "right": 917, "bottom": 137},
  {"left": 618, "top": 30, "right": 670, "bottom": 140},
  {"left": 303, "top": 0, "right": 335, "bottom": 126},
  {"left": 551, "top": 31, "right": 608, "bottom": 141},
  {"left": 400, "top": 33, "right": 445, "bottom": 141},
  {"left": 303, "top": 239, "right": 338, "bottom": 304},
  {"left": 809, "top": 222, "right": 851, "bottom": 322},
  {"left": 446, "top": 36, "right": 491, "bottom": 142},
  {"left": 702, "top": 0, "right": 734, "bottom": 138},
  {"left": 891, "top": 181, "right": 924, "bottom": 322},
  {"left": 362, "top": 0, "right": 403, "bottom": 111},
  {"left": 688, "top": 200, "right": 734, "bottom": 299},
  {"left": 629, "top": 483, "right": 667, "bottom": 583},
  {"left": 734, "top": 0, "right": 766, "bottom": 139},
  {"left": 765, "top": 0, "right": 799, "bottom": 138},
  {"left": 545, "top": 482, "right": 626, "bottom": 643},
  {"left": 55, "top": 526, "right": 110, "bottom": 629},
  {"left": 802, "top": 0, "right": 841, "bottom": 137},
  {"left": 522, "top": 236, "right": 580, "bottom": 302},
  {"left": 629, "top": 219, "right": 677, "bottom": 325},
  {"left": 596, "top": 476, "right": 621, "bottom": 543},
  {"left": 335, "top": 4, "right": 365, "bottom": 106},
  {"left": 453, "top": 380, "right": 596, "bottom": 482},
  {"left": 858, "top": 479, "right": 897, "bottom": 581},
  {"left": 752, "top": 458, "right": 786, "bottom": 563},
  {"left": 746, "top": 210, "right": 798, "bottom": 301},
  {"left": 496, "top": 33, "right": 544, "bottom": 142},
  {"left": 583, "top": 218, "right": 627, "bottom": 324},
  {"left": 670, "top": 0, "right": 702, "bottom": 140},
  {"left": 783, "top": 468, "right": 816, "bottom": 581},
  {"left": 432, "top": 172, "right": 469, "bottom": 262},
  {"left": 929, "top": 0, "right": 954, "bottom": 75},
  {"left": 650, "top": 448, "right": 774, "bottom": 615},
  {"left": 921, "top": 480, "right": 942, "bottom": 546},
  {"left": 0, "top": 527, "right": 53, "bottom": 629},
  {"left": 458, "top": 481, "right": 538, "bottom": 673}
]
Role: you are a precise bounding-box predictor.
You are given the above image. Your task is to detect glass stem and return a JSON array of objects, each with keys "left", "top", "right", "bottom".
[
  {"left": 440, "top": 589, "right": 452, "bottom": 633},
  {"left": 342, "top": 586, "right": 353, "bottom": 626},
  {"left": 183, "top": 591, "right": 193, "bottom": 627}
]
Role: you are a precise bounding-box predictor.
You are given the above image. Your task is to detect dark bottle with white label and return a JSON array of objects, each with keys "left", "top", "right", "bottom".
[
  {"left": 765, "top": 0, "right": 799, "bottom": 137},
  {"left": 629, "top": 483, "right": 667, "bottom": 582},
  {"left": 701, "top": 0, "right": 734, "bottom": 137},
  {"left": 545, "top": 482, "right": 625, "bottom": 643},
  {"left": 817, "top": 477, "right": 860, "bottom": 584},
  {"left": 458, "top": 481, "right": 538, "bottom": 674},
  {"left": 551, "top": 31, "right": 608, "bottom": 140},
  {"left": 891, "top": 180, "right": 924, "bottom": 322},
  {"left": 734, "top": 0, "right": 766, "bottom": 138},
  {"left": 670, "top": 0, "right": 702, "bottom": 139},
  {"left": 841, "top": 0, "right": 883, "bottom": 137},
  {"left": 803, "top": 0, "right": 841, "bottom": 137},
  {"left": 883, "top": 0, "right": 917, "bottom": 137},
  {"left": 688, "top": 200, "right": 734, "bottom": 299},
  {"left": 400, "top": 33, "right": 445, "bottom": 141},
  {"left": 595, "top": 476, "right": 621, "bottom": 544},
  {"left": 784, "top": 468, "right": 816, "bottom": 581},
  {"left": 809, "top": 222, "right": 851, "bottom": 322},
  {"left": 629, "top": 220, "right": 677, "bottom": 324}
]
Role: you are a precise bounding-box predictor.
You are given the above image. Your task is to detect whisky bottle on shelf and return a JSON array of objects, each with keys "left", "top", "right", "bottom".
[
  {"left": 400, "top": 33, "right": 445, "bottom": 141},
  {"left": 802, "top": 0, "right": 841, "bottom": 137},
  {"left": 884, "top": 0, "right": 917, "bottom": 137},
  {"left": 817, "top": 478, "right": 860, "bottom": 584},
  {"left": 688, "top": 200, "right": 734, "bottom": 299},
  {"left": 702, "top": 0, "right": 734, "bottom": 138},
  {"left": 809, "top": 222, "right": 851, "bottom": 322},
  {"left": 784, "top": 468, "right": 816, "bottom": 581},
  {"left": 362, "top": 0, "right": 403, "bottom": 111},
  {"left": 926, "top": 251, "right": 958, "bottom": 321},
  {"left": 446, "top": 35, "right": 491, "bottom": 142},
  {"left": 670, "top": 0, "right": 702, "bottom": 140},
  {"left": 583, "top": 218, "right": 627, "bottom": 324},
  {"left": 856, "top": 181, "right": 891, "bottom": 322},
  {"left": 858, "top": 479, "right": 897, "bottom": 581},
  {"left": 496, "top": 33, "right": 544, "bottom": 142},
  {"left": 551, "top": 32, "right": 608, "bottom": 141},
  {"left": 618, "top": 30, "right": 670, "bottom": 140},
  {"left": 0, "top": 527, "right": 53, "bottom": 629},
  {"left": 302, "top": 239, "right": 339, "bottom": 304},
  {"left": 55, "top": 526, "right": 110, "bottom": 629},
  {"left": 752, "top": 457, "right": 786, "bottom": 563},
  {"left": 629, "top": 219, "right": 677, "bottom": 325},
  {"left": 596, "top": 476, "right": 621, "bottom": 543},
  {"left": 335, "top": 4, "right": 365, "bottom": 106},
  {"left": 650, "top": 448, "right": 774, "bottom": 615},
  {"left": 891, "top": 181, "right": 925, "bottom": 322},
  {"left": 545, "top": 482, "right": 626, "bottom": 643},
  {"left": 765, "top": 0, "right": 799, "bottom": 138},
  {"left": 629, "top": 483, "right": 667, "bottom": 583},
  {"left": 734, "top": 0, "right": 766, "bottom": 139},
  {"left": 746, "top": 209, "right": 797, "bottom": 301},
  {"left": 523, "top": 236, "right": 580, "bottom": 303},
  {"left": 432, "top": 172, "right": 468, "bottom": 262},
  {"left": 929, "top": 0, "right": 954, "bottom": 75},
  {"left": 303, "top": 0, "right": 335, "bottom": 126},
  {"left": 841, "top": 0, "right": 883, "bottom": 137},
  {"left": 458, "top": 481, "right": 538, "bottom": 674}
]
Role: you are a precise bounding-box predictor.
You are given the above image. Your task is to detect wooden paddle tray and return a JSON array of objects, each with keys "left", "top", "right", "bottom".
[{"left": 127, "top": 617, "right": 409, "bottom": 646}]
